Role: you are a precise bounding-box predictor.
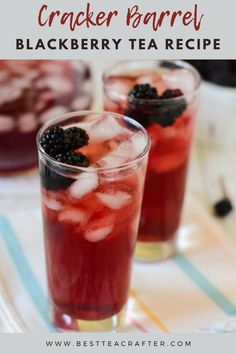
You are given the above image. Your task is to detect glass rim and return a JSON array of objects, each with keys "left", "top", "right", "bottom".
[
  {"left": 103, "top": 60, "right": 201, "bottom": 104},
  {"left": 37, "top": 110, "right": 151, "bottom": 174}
]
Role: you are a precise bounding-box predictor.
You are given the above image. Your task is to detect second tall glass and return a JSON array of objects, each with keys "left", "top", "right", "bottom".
[{"left": 103, "top": 60, "right": 200, "bottom": 261}]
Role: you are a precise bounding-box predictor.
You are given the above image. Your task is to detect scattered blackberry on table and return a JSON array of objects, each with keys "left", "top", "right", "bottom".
[
  {"left": 214, "top": 198, "right": 233, "bottom": 218},
  {"left": 55, "top": 151, "right": 90, "bottom": 167},
  {"left": 39, "top": 126, "right": 66, "bottom": 157},
  {"left": 64, "top": 127, "right": 89, "bottom": 149},
  {"left": 128, "top": 84, "right": 158, "bottom": 100}
]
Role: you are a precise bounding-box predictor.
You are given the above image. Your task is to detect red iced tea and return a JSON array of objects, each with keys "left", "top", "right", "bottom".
[
  {"left": 0, "top": 60, "right": 93, "bottom": 172},
  {"left": 104, "top": 61, "right": 200, "bottom": 260},
  {"left": 37, "top": 112, "right": 150, "bottom": 331}
]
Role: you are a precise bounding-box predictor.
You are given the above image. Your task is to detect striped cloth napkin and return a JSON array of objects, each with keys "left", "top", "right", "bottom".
[{"left": 0, "top": 194, "right": 236, "bottom": 333}]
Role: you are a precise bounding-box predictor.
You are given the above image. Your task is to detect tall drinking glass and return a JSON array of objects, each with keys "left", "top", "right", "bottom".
[
  {"left": 103, "top": 61, "right": 200, "bottom": 261},
  {"left": 37, "top": 111, "right": 150, "bottom": 331}
]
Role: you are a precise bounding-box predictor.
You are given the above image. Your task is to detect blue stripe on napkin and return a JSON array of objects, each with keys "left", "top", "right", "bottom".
[
  {"left": 175, "top": 254, "right": 236, "bottom": 316},
  {"left": 0, "top": 216, "right": 55, "bottom": 331}
]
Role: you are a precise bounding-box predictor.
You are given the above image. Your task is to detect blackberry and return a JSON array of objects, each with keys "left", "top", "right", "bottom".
[
  {"left": 161, "top": 89, "right": 183, "bottom": 99},
  {"left": 128, "top": 84, "right": 158, "bottom": 100},
  {"left": 159, "top": 89, "right": 187, "bottom": 126},
  {"left": 64, "top": 127, "right": 89, "bottom": 149},
  {"left": 39, "top": 163, "right": 75, "bottom": 191},
  {"left": 40, "top": 126, "right": 67, "bottom": 157},
  {"left": 214, "top": 198, "right": 233, "bottom": 218},
  {"left": 55, "top": 151, "right": 90, "bottom": 168}
]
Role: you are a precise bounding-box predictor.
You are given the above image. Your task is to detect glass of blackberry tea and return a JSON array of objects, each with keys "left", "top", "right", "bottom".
[
  {"left": 0, "top": 60, "right": 93, "bottom": 173},
  {"left": 37, "top": 111, "right": 150, "bottom": 331},
  {"left": 103, "top": 61, "right": 200, "bottom": 261}
]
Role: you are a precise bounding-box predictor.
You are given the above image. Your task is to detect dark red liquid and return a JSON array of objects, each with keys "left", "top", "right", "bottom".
[
  {"left": 0, "top": 60, "right": 92, "bottom": 172},
  {"left": 139, "top": 155, "right": 188, "bottom": 241},
  {"left": 44, "top": 214, "right": 135, "bottom": 319},
  {"left": 0, "top": 129, "right": 38, "bottom": 172},
  {"left": 136, "top": 117, "right": 192, "bottom": 241}
]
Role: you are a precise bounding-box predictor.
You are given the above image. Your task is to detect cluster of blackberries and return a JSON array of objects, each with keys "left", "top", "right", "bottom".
[
  {"left": 128, "top": 84, "right": 158, "bottom": 100},
  {"left": 126, "top": 84, "right": 187, "bottom": 127},
  {"left": 128, "top": 84, "right": 183, "bottom": 101},
  {"left": 40, "top": 126, "right": 89, "bottom": 167}
]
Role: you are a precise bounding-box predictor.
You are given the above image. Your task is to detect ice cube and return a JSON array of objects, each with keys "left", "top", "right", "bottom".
[
  {"left": 137, "top": 71, "right": 162, "bottom": 86},
  {"left": 58, "top": 208, "right": 89, "bottom": 225},
  {"left": 164, "top": 69, "right": 195, "bottom": 95},
  {"left": 12, "top": 78, "right": 31, "bottom": 90},
  {"left": 36, "top": 75, "right": 73, "bottom": 95},
  {"left": 71, "top": 95, "right": 91, "bottom": 110},
  {"left": 40, "top": 62, "right": 65, "bottom": 75},
  {"left": 65, "top": 121, "right": 94, "bottom": 133},
  {"left": 137, "top": 74, "right": 155, "bottom": 85},
  {"left": 130, "top": 132, "right": 147, "bottom": 157},
  {"left": 107, "top": 78, "right": 134, "bottom": 99},
  {"left": 89, "top": 116, "right": 124, "bottom": 142},
  {"left": 98, "top": 154, "right": 126, "bottom": 168},
  {"left": 98, "top": 138, "right": 132, "bottom": 168},
  {"left": 84, "top": 215, "right": 115, "bottom": 242},
  {"left": 0, "top": 115, "right": 15, "bottom": 133},
  {"left": 84, "top": 225, "right": 113, "bottom": 242},
  {"left": 44, "top": 197, "right": 63, "bottom": 211},
  {"left": 70, "top": 61, "right": 86, "bottom": 72},
  {"left": 96, "top": 190, "right": 132, "bottom": 210},
  {"left": 0, "top": 86, "right": 21, "bottom": 104},
  {"left": 18, "top": 113, "right": 38, "bottom": 133},
  {"left": 39, "top": 106, "right": 68, "bottom": 123},
  {"left": 69, "top": 168, "right": 98, "bottom": 200},
  {"left": 24, "top": 69, "right": 38, "bottom": 81},
  {"left": 98, "top": 131, "right": 147, "bottom": 168},
  {"left": 0, "top": 70, "right": 9, "bottom": 82}
]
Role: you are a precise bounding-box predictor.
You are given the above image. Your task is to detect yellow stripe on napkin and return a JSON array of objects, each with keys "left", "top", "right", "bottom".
[{"left": 130, "top": 288, "right": 170, "bottom": 333}]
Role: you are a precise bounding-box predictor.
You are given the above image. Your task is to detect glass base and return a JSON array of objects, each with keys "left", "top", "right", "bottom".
[
  {"left": 134, "top": 238, "right": 176, "bottom": 262},
  {"left": 76, "top": 313, "right": 122, "bottom": 332},
  {"left": 52, "top": 306, "right": 123, "bottom": 332}
]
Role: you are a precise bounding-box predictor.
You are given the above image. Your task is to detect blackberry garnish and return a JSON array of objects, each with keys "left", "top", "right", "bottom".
[
  {"left": 40, "top": 126, "right": 67, "bottom": 158},
  {"left": 55, "top": 151, "right": 90, "bottom": 167},
  {"left": 39, "top": 163, "right": 75, "bottom": 191},
  {"left": 161, "top": 89, "right": 183, "bottom": 99},
  {"left": 125, "top": 84, "right": 187, "bottom": 128},
  {"left": 64, "top": 127, "right": 89, "bottom": 149},
  {"left": 40, "top": 125, "right": 90, "bottom": 191},
  {"left": 214, "top": 198, "right": 233, "bottom": 218},
  {"left": 128, "top": 84, "right": 158, "bottom": 100},
  {"left": 158, "top": 89, "right": 187, "bottom": 126}
]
